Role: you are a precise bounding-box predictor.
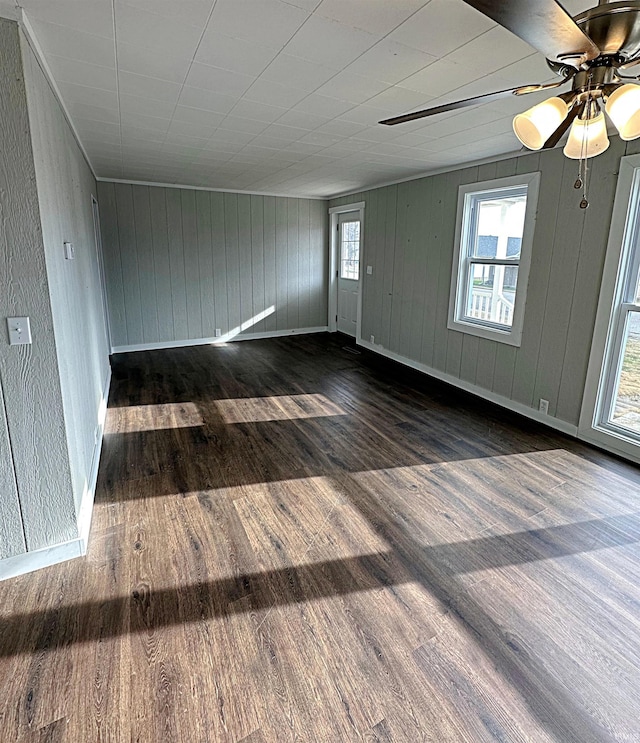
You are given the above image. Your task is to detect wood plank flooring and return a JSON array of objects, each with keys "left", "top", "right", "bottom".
[{"left": 2, "top": 333, "right": 640, "bottom": 742}]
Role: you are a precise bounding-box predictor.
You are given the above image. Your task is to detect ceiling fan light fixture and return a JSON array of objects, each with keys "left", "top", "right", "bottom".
[
  {"left": 563, "top": 109, "right": 610, "bottom": 159},
  {"left": 605, "top": 83, "right": 640, "bottom": 140},
  {"left": 512, "top": 97, "right": 569, "bottom": 150}
]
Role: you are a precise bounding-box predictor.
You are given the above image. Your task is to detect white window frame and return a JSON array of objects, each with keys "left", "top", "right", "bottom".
[
  {"left": 447, "top": 172, "right": 540, "bottom": 347},
  {"left": 579, "top": 153, "right": 640, "bottom": 464}
]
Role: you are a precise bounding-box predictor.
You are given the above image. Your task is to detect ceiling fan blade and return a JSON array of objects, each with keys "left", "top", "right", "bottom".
[
  {"left": 462, "top": 0, "right": 600, "bottom": 65},
  {"left": 541, "top": 100, "right": 585, "bottom": 148},
  {"left": 379, "top": 80, "right": 564, "bottom": 126}
]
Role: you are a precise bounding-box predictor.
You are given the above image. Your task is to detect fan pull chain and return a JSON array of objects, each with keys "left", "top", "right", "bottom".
[{"left": 577, "top": 93, "right": 591, "bottom": 209}]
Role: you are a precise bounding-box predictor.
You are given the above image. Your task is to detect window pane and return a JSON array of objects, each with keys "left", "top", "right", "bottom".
[
  {"left": 341, "top": 221, "right": 360, "bottom": 254},
  {"left": 340, "top": 220, "right": 360, "bottom": 280},
  {"left": 471, "top": 191, "right": 527, "bottom": 259},
  {"left": 610, "top": 311, "right": 640, "bottom": 433},
  {"left": 464, "top": 263, "right": 518, "bottom": 328},
  {"left": 341, "top": 260, "right": 359, "bottom": 280}
]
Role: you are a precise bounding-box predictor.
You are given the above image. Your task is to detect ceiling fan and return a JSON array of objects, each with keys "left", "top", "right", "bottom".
[{"left": 380, "top": 0, "right": 640, "bottom": 169}]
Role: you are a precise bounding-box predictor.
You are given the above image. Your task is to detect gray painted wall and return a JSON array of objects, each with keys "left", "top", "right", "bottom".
[
  {"left": 97, "top": 183, "right": 328, "bottom": 348},
  {"left": 0, "top": 19, "right": 75, "bottom": 554},
  {"left": 22, "top": 30, "right": 111, "bottom": 517},
  {"left": 330, "top": 142, "right": 632, "bottom": 428},
  {"left": 0, "top": 19, "right": 110, "bottom": 561}
]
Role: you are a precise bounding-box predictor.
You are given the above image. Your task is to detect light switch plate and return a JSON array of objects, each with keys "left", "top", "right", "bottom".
[
  {"left": 7, "top": 317, "right": 32, "bottom": 345},
  {"left": 366, "top": 265, "right": 373, "bottom": 275},
  {"left": 64, "top": 241, "right": 74, "bottom": 260}
]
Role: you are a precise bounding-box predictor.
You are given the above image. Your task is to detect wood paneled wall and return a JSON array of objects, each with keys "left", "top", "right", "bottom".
[
  {"left": 331, "top": 142, "right": 631, "bottom": 427},
  {"left": 97, "top": 183, "right": 328, "bottom": 349}
]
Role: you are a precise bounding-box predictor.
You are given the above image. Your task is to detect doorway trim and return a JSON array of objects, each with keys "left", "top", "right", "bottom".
[
  {"left": 579, "top": 152, "right": 640, "bottom": 464},
  {"left": 328, "top": 201, "right": 365, "bottom": 336}
]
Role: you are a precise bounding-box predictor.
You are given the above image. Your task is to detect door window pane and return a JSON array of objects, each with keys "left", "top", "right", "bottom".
[
  {"left": 610, "top": 311, "right": 640, "bottom": 433},
  {"left": 340, "top": 221, "right": 360, "bottom": 280}
]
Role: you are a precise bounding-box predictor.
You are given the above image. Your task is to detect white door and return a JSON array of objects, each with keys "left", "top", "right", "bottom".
[{"left": 337, "top": 212, "right": 361, "bottom": 336}]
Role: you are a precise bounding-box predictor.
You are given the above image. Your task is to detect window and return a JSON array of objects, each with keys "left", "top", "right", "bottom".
[
  {"left": 340, "top": 220, "right": 360, "bottom": 280},
  {"left": 592, "top": 164, "right": 640, "bottom": 443},
  {"left": 448, "top": 173, "right": 540, "bottom": 346}
]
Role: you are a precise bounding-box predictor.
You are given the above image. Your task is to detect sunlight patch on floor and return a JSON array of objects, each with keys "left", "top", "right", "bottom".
[
  {"left": 105, "top": 402, "right": 203, "bottom": 433},
  {"left": 215, "top": 393, "right": 347, "bottom": 423}
]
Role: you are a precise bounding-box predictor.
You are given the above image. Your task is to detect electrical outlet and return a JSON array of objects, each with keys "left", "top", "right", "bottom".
[
  {"left": 539, "top": 398, "right": 549, "bottom": 415},
  {"left": 215, "top": 328, "right": 222, "bottom": 337},
  {"left": 370, "top": 335, "right": 375, "bottom": 343}
]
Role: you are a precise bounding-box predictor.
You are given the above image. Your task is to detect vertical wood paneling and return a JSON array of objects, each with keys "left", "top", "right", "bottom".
[
  {"left": 251, "top": 195, "right": 266, "bottom": 332},
  {"left": 407, "top": 179, "right": 431, "bottom": 362},
  {"left": 149, "top": 187, "right": 174, "bottom": 341},
  {"left": 309, "top": 199, "right": 327, "bottom": 325},
  {"left": 224, "top": 193, "right": 241, "bottom": 331},
  {"left": 510, "top": 152, "right": 561, "bottom": 408},
  {"left": 275, "top": 197, "right": 289, "bottom": 330},
  {"left": 100, "top": 185, "right": 328, "bottom": 347},
  {"left": 237, "top": 194, "right": 253, "bottom": 329},
  {"left": 98, "top": 182, "right": 127, "bottom": 343},
  {"left": 371, "top": 188, "right": 388, "bottom": 344},
  {"left": 533, "top": 155, "right": 587, "bottom": 417},
  {"left": 436, "top": 168, "right": 469, "bottom": 373},
  {"left": 298, "top": 199, "right": 310, "bottom": 329},
  {"left": 361, "top": 188, "right": 378, "bottom": 343},
  {"left": 329, "top": 143, "right": 624, "bottom": 427},
  {"left": 419, "top": 174, "right": 446, "bottom": 367},
  {"left": 115, "top": 184, "right": 144, "bottom": 344},
  {"left": 490, "top": 160, "right": 519, "bottom": 397},
  {"left": 380, "top": 185, "right": 398, "bottom": 349},
  {"left": 389, "top": 183, "right": 410, "bottom": 353},
  {"left": 196, "top": 190, "right": 215, "bottom": 337},
  {"left": 211, "top": 191, "right": 229, "bottom": 335},
  {"left": 132, "top": 186, "right": 159, "bottom": 343},
  {"left": 263, "top": 196, "right": 277, "bottom": 332},
  {"left": 181, "top": 189, "right": 202, "bottom": 339},
  {"left": 287, "top": 200, "right": 300, "bottom": 329},
  {"left": 459, "top": 335, "right": 479, "bottom": 384},
  {"left": 398, "top": 182, "right": 417, "bottom": 357},
  {"left": 555, "top": 136, "right": 626, "bottom": 423},
  {"left": 166, "top": 189, "right": 189, "bottom": 339}
]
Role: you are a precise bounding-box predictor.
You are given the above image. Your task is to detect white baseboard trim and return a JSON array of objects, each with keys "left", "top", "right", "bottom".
[
  {"left": 357, "top": 340, "right": 579, "bottom": 438},
  {"left": 0, "top": 538, "right": 85, "bottom": 582},
  {"left": 112, "top": 326, "right": 329, "bottom": 354},
  {"left": 0, "top": 366, "right": 112, "bottom": 583},
  {"left": 77, "top": 365, "right": 112, "bottom": 549}
]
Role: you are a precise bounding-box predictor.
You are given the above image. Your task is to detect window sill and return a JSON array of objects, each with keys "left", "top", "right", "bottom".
[{"left": 447, "top": 318, "right": 522, "bottom": 347}]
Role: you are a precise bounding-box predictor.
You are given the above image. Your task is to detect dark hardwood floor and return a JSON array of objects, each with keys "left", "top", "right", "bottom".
[{"left": 1, "top": 332, "right": 640, "bottom": 742}]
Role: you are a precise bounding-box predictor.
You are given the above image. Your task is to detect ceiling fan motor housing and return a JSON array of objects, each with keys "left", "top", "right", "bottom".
[{"left": 546, "top": 0, "right": 640, "bottom": 77}]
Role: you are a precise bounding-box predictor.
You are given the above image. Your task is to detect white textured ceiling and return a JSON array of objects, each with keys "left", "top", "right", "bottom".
[{"left": 18, "top": 0, "right": 590, "bottom": 197}]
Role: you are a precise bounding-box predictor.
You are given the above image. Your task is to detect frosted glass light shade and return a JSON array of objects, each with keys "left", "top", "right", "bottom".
[
  {"left": 513, "top": 97, "right": 569, "bottom": 149},
  {"left": 606, "top": 84, "right": 640, "bottom": 140},
  {"left": 563, "top": 111, "right": 610, "bottom": 159}
]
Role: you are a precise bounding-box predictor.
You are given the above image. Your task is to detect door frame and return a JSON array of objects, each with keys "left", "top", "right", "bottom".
[
  {"left": 328, "top": 201, "right": 365, "bottom": 336},
  {"left": 579, "top": 152, "right": 640, "bottom": 464}
]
